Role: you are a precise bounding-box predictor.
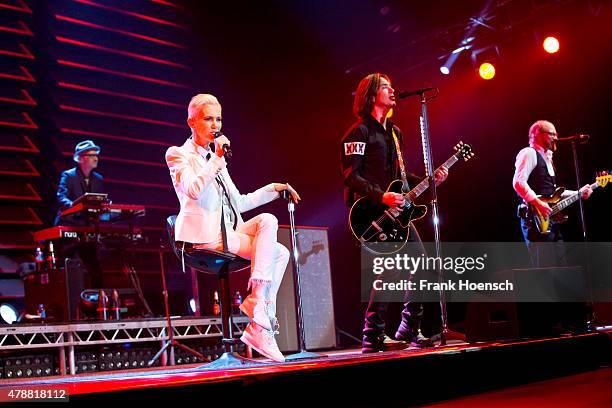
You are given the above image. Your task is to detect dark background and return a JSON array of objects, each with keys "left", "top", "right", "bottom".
[
  {"left": 1, "top": 0, "right": 609, "bottom": 338},
  {"left": 184, "top": 0, "right": 612, "bottom": 339}
]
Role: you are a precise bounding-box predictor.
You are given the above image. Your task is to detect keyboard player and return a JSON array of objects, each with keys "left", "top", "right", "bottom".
[
  {"left": 55, "top": 140, "right": 105, "bottom": 226},
  {"left": 55, "top": 140, "right": 105, "bottom": 288}
]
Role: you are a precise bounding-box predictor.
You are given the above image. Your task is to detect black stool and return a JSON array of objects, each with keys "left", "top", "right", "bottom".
[{"left": 167, "top": 215, "right": 264, "bottom": 368}]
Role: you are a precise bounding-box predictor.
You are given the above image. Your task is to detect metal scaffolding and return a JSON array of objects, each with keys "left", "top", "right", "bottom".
[{"left": 0, "top": 316, "right": 249, "bottom": 376}]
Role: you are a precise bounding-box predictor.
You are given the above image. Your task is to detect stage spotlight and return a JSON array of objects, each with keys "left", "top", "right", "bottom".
[
  {"left": 189, "top": 298, "right": 197, "bottom": 314},
  {"left": 0, "top": 303, "right": 19, "bottom": 324},
  {"left": 439, "top": 46, "right": 465, "bottom": 76},
  {"left": 543, "top": 36, "right": 560, "bottom": 54},
  {"left": 478, "top": 62, "right": 496, "bottom": 80},
  {"left": 471, "top": 45, "right": 501, "bottom": 80}
]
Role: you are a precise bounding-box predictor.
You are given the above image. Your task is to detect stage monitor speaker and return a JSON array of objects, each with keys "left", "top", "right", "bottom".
[
  {"left": 465, "top": 266, "right": 588, "bottom": 342},
  {"left": 275, "top": 226, "right": 336, "bottom": 352},
  {"left": 465, "top": 302, "right": 519, "bottom": 342}
]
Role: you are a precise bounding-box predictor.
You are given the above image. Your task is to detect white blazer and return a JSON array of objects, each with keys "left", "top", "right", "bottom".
[{"left": 165, "top": 137, "right": 279, "bottom": 243}]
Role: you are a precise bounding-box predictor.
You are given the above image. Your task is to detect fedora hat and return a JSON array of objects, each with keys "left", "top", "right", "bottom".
[{"left": 73, "top": 140, "right": 101, "bottom": 162}]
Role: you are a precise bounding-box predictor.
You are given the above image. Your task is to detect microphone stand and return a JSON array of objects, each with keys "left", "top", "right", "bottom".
[
  {"left": 281, "top": 191, "right": 323, "bottom": 360},
  {"left": 148, "top": 245, "right": 207, "bottom": 366},
  {"left": 569, "top": 140, "right": 596, "bottom": 330},
  {"left": 570, "top": 141, "right": 587, "bottom": 241},
  {"left": 414, "top": 89, "right": 464, "bottom": 346}
]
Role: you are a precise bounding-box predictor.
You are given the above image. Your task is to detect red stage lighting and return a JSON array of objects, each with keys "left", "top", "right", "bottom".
[
  {"left": 543, "top": 36, "right": 560, "bottom": 54},
  {"left": 478, "top": 62, "right": 495, "bottom": 80}
]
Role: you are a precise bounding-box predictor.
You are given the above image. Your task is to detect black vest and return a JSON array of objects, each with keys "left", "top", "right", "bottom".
[{"left": 526, "top": 148, "right": 556, "bottom": 197}]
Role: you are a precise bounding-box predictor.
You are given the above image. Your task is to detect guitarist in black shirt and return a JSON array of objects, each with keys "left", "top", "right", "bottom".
[{"left": 341, "top": 73, "right": 447, "bottom": 352}]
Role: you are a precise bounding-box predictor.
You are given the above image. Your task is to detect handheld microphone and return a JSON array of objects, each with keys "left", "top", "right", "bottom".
[
  {"left": 213, "top": 131, "right": 232, "bottom": 158},
  {"left": 557, "top": 134, "right": 590, "bottom": 144},
  {"left": 398, "top": 87, "right": 436, "bottom": 99}
]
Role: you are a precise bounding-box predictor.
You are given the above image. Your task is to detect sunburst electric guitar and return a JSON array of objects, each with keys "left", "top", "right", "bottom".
[{"left": 529, "top": 171, "right": 611, "bottom": 235}]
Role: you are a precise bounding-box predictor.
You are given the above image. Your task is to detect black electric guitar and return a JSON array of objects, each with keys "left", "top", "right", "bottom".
[
  {"left": 349, "top": 142, "right": 474, "bottom": 254},
  {"left": 529, "top": 171, "right": 611, "bottom": 235}
]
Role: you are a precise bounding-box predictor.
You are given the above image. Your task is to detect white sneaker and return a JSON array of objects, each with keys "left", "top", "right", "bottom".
[
  {"left": 240, "top": 323, "right": 285, "bottom": 363},
  {"left": 239, "top": 296, "right": 272, "bottom": 331}
]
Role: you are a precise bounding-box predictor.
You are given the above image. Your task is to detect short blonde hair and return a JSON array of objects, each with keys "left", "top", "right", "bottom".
[{"left": 187, "top": 94, "right": 220, "bottom": 122}]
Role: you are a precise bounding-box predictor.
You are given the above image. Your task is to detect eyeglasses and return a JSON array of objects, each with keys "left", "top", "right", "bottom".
[
  {"left": 82, "top": 154, "right": 99, "bottom": 158},
  {"left": 539, "top": 130, "right": 557, "bottom": 137}
]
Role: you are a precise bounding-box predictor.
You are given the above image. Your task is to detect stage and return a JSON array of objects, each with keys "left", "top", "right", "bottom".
[
  {"left": 0, "top": 330, "right": 610, "bottom": 405},
  {"left": 1, "top": 0, "right": 611, "bottom": 406}
]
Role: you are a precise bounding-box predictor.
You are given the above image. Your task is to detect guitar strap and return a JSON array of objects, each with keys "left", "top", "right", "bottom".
[{"left": 391, "top": 127, "right": 409, "bottom": 193}]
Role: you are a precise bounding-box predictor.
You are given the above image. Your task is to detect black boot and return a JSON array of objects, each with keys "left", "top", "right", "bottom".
[
  {"left": 362, "top": 301, "right": 386, "bottom": 353},
  {"left": 362, "top": 301, "right": 407, "bottom": 353},
  {"left": 395, "top": 302, "right": 434, "bottom": 348}
]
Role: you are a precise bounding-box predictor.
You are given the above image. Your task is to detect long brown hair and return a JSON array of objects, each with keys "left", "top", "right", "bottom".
[{"left": 352, "top": 73, "right": 390, "bottom": 118}]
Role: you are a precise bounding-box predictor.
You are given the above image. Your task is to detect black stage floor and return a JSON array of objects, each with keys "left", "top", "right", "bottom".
[{"left": 1, "top": 331, "right": 610, "bottom": 406}]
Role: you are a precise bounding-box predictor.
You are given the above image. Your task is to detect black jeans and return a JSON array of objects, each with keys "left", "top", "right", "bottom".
[
  {"left": 520, "top": 217, "right": 565, "bottom": 268},
  {"left": 363, "top": 224, "right": 425, "bottom": 347},
  {"left": 520, "top": 218, "right": 588, "bottom": 332}
]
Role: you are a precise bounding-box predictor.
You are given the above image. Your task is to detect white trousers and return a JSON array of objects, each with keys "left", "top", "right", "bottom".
[{"left": 200, "top": 213, "right": 289, "bottom": 301}]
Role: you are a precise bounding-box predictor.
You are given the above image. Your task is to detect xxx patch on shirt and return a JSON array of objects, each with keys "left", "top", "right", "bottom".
[{"left": 344, "top": 142, "right": 366, "bottom": 155}]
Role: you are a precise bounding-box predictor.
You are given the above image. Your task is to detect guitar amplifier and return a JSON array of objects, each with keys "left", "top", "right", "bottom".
[
  {"left": 275, "top": 226, "right": 337, "bottom": 352},
  {"left": 24, "top": 258, "right": 143, "bottom": 321},
  {"left": 23, "top": 258, "right": 86, "bottom": 321}
]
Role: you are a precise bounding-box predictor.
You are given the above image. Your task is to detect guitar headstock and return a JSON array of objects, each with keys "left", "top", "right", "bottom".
[
  {"left": 596, "top": 170, "right": 611, "bottom": 188},
  {"left": 454, "top": 141, "right": 474, "bottom": 161}
]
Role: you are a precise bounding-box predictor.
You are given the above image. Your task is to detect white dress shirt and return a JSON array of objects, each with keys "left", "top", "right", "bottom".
[{"left": 513, "top": 143, "right": 574, "bottom": 203}]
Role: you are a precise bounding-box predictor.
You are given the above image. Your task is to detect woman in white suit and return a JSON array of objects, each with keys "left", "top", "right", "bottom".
[{"left": 166, "top": 94, "right": 300, "bottom": 362}]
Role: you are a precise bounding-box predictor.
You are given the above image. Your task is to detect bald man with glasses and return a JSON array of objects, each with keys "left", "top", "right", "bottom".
[{"left": 513, "top": 120, "right": 593, "bottom": 266}]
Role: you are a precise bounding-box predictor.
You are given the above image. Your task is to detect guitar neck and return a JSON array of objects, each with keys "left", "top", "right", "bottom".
[
  {"left": 551, "top": 181, "right": 599, "bottom": 215},
  {"left": 406, "top": 155, "right": 459, "bottom": 202}
]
